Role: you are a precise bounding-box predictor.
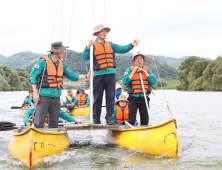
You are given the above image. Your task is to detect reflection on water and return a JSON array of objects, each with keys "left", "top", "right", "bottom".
[{"left": 0, "top": 90, "right": 222, "bottom": 169}]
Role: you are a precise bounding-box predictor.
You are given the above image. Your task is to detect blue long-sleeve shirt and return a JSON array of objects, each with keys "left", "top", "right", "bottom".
[
  {"left": 82, "top": 39, "right": 134, "bottom": 76},
  {"left": 122, "top": 67, "right": 157, "bottom": 97},
  {"left": 30, "top": 55, "right": 79, "bottom": 98},
  {"left": 23, "top": 104, "right": 75, "bottom": 125}
]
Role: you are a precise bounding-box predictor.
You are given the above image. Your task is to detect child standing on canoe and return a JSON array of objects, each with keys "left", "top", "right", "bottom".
[
  {"left": 31, "top": 41, "right": 91, "bottom": 128},
  {"left": 83, "top": 24, "right": 139, "bottom": 125}
]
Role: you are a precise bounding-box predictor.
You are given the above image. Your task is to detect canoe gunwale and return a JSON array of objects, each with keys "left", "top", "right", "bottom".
[
  {"left": 12, "top": 127, "right": 67, "bottom": 136},
  {"left": 111, "top": 118, "right": 177, "bottom": 132}
]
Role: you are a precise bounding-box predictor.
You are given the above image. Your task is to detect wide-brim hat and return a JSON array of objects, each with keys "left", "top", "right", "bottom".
[
  {"left": 47, "top": 41, "right": 69, "bottom": 53},
  {"left": 79, "top": 89, "right": 85, "bottom": 94},
  {"left": 93, "top": 24, "right": 111, "bottom": 36},
  {"left": 131, "top": 51, "right": 147, "bottom": 63},
  {"left": 117, "top": 95, "right": 128, "bottom": 103}
]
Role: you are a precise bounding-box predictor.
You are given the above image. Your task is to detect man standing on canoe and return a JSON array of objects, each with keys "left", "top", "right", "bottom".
[
  {"left": 31, "top": 41, "right": 91, "bottom": 128},
  {"left": 83, "top": 24, "right": 139, "bottom": 125}
]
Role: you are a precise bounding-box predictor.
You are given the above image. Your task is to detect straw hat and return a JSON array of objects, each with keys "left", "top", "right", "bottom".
[
  {"left": 93, "top": 24, "right": 111, "bottom": 36},
  {"left": 131, "top": 51, "right": 147, "bottom": 63},
  {"left": 47, "top": 41, "right": 69, "bottom": 53},
  {"left": 117, "top": 95, "right": 128, "bottom": 103}
]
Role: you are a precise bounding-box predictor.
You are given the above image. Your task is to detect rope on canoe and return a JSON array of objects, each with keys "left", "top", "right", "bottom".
[{"left": 30, "top": 131, "right": 175, "bottom": 169}]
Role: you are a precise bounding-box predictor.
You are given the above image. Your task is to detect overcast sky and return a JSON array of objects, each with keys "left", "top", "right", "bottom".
[{"left": 0, "top": 0, "right": 221, "bottom": 59}]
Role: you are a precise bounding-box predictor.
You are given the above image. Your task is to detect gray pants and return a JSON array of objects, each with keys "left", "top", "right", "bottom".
[{"left": 34, "top": 96, "right": 60, "bottom": 128}]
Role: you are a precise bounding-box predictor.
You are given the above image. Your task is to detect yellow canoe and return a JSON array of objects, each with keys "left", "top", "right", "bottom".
[
  {"left": 8, "top": 127, "right": 70, "bottom": 167},
  {"left": 109, "top": 118, "right": 181, "bottom": 158},
  {"left": 67, "top": 105, "right": 90, "bottom": 116},
  {"left": 20, "top": 107, "right": 28, "bottom": 116}
]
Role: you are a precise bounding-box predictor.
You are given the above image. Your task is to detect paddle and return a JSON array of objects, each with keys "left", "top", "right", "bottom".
[
  {"left": 0, "top": 121, "right": 17, "bottom": 131},
  {"left": 11, "top": 105, "right": 106, "bottom": 109},
  {"left": 139, "top": 72, "right": 152, "bottom": 125}
]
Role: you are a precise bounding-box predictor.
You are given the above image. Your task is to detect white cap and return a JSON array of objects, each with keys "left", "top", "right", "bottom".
[
  {"left": 116, "top": 84, "right": 122, "bottom": 90},
  {"left": 131, "top": 51, "right": 147, "bottom": 63}
]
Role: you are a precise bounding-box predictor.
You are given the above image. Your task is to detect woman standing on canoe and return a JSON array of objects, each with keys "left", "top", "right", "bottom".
[
  {"left": 83, "top": 24, "right": 140, "bottom": 125},
  {"left": 122, "top": 52, "right": 157, "bottom": 125},
  {"left": 30, "top": 41, "right": 91, "bottom": 128}
]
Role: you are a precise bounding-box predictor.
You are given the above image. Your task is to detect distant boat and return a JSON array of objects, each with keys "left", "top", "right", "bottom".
[{"left": 109, "top": 119, "right": 181, "bottom": 158}]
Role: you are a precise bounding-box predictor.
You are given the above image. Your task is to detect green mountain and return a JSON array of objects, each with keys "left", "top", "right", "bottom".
[
  {"left": 157, "top": 55, "right": 212, "bottom": 61},
  {"left": 1, "top": 50, "right": 178, "bottom": 80},
  {"left": 0, "top": 54, "right": 6, "bottom": 61},
  {"left": 0, "top": 51, "right": 45, "bottom": 68}
]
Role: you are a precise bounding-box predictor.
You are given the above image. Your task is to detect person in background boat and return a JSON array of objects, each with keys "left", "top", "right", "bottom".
[
  {"left": 83, "top": 24, "right": 140, "bottom": 125},
  {"left": 22, "top": 89, "right": 34, "bottom": 107},
  {"left": 65, "top": 89, "right": 75, "bottom": 105},
  {"left": 122, "top": 52, "right": 157, "bottom": 126},
  {"left": 71, "top": 89, "right": 90, "bottom": 106},
  {"left": 30, "top": 41, "right": 91, "bottom": 128},
  {"left": 115, "top": 84, "right": 122, "bottom": 100},
  {"left": 112, "top": 95, "right": 138, "bottom": 125},
  {"left": 23, "top": 104, "right": 82, "bottom": 127}
]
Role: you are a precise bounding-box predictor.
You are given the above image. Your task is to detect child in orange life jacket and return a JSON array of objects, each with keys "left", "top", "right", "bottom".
[
  {"left": 22, "top": 89, "right": 33, "bottom": 107},
  {"left": 65, "top": 89, "right": 75, "bottom": 105},
  {"left": 112, "top": 95, "right": 138, "bottom": 125},
  {"left": 71, "top": 89, "right": 90, "bottom": 106}
]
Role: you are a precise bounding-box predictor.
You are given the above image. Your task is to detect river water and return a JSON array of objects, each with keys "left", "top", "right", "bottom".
[{"left": 0, "top": 90, "right": 221, "bottom": 170}]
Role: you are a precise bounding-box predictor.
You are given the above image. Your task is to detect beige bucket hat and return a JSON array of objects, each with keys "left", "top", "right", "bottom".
[
  {"left": 93, "top": 24, "right": 111, "bottom": 36},
  {"left": 131, "top": 51, "right": 147, "bottom": 63},
  {"left": 48, "top": 41, "right": 69, "bottom": 53},
  {"left": 117, "top": 95, "right": 128, "bottom": 103}
]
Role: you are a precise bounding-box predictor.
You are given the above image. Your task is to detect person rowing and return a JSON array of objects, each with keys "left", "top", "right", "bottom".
[
  {"left": 83, "top": 24, "right": 140, "bottom": 125},
  {"left": 23, "top": 104, "right": 82, "bottom": 127},
  {"left": 30, "top": 41, "right": 91, "bottom": 128},
  {"left": 71, "top": 89, "right": 90, "bottom": 106},
  {"left": 122, "top": 52, "right": 157, "bottom": 126},
  {"left": 22, "top": 89, "right": 33, "bottom": 107},
  {"left": 65, "top": 89, "right": 75, "bottom": 105}
]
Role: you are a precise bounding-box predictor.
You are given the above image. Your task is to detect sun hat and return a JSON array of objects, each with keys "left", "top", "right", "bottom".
[
  {"left": 47, "top": 41, "right": 69, "bottom": 53},
  {"left": 131, "top": 51, "right": 147, "bottom": 63},
  {"left": 116, "top": 84, "right": 122, "bottom": 90},
  {"left": 117, "top": 95, "right": 128, "bottom": 103},
  {"left": 79, "top": 89, "right": 86, "bottom": 94},
  {"left": 67, "top": 89, "right": 72, "bottom": 93},
  {"left": 93, "top": 24, "right": 111, "bottom": 36}
]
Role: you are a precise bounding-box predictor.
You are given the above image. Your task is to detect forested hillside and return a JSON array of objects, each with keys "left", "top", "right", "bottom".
[
  {"left": 0, "top": 54, "right": 6, "bottom": 61},
  {"left": 26, "top": 50, "right": 178, "bottom": 80},
  {"left": 0, "top": 65, "right": 31, "bottom": 91},
  {"left": 176, "top": 56, "right": 222, "bottom": 91},
  {"left": 1, "top": 51, "right": 44, "bottom": 67}
]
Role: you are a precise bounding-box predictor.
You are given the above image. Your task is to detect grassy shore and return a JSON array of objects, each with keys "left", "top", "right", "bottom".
[{"left": 154, "top": 78, "right": 180, "bottom": 89}]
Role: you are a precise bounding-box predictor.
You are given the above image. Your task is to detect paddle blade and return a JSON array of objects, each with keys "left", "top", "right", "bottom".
[{"left": 0, "top": 121, "right": 17, "bottom": 131}]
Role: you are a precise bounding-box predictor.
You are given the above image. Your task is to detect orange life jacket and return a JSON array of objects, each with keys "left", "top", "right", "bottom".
[
  {"left": 66, "top": 92, "right": 74, "bottom": 104},
  {"left": 76, "top": 94, "right": 87, "bottom": 106},
  {"left": 115, "top": 105, "right": 129, "bottom": 124},
  {"left": 44, "top": 114, "right": 49, "bottom": 125},
  {"left": 93, "top": 41, "right": 116, "bottom": 71},
  {"left": 31, "top": 114, "right": 48, "bottom": 125},
  {"left": 37, "top": 55, "right": 63, "bottom": 89},
  {"left": 128, "top": 66, "right": 150, "bottom": 94}
]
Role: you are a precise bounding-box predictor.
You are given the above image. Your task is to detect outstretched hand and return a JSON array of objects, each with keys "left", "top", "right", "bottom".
[{"left": 132, "top": 39, "right": 140, "bottom": 46}]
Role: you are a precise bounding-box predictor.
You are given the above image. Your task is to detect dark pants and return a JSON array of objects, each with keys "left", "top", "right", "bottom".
[
  {"left": 93, "top": 74, "right": 115, "bottom": 120},
  {"left": 34, "top": 96, "right": 60, "bottom": 128},
  {"left": 128, "top": 95, "right": 150, "bottom": 126}
]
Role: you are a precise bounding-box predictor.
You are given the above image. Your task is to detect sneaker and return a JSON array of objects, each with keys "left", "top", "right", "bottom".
[
  {"left": 106, "top": 118, "right": 115, "bottom": 125},
  {"left": 93, "top": 117, "right": 101, "bottom": 124}
]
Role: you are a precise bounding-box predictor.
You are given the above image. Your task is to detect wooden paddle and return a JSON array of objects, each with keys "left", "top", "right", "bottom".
[{"left": 0, "top": 121, "right": 17, "bottom": 131}]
